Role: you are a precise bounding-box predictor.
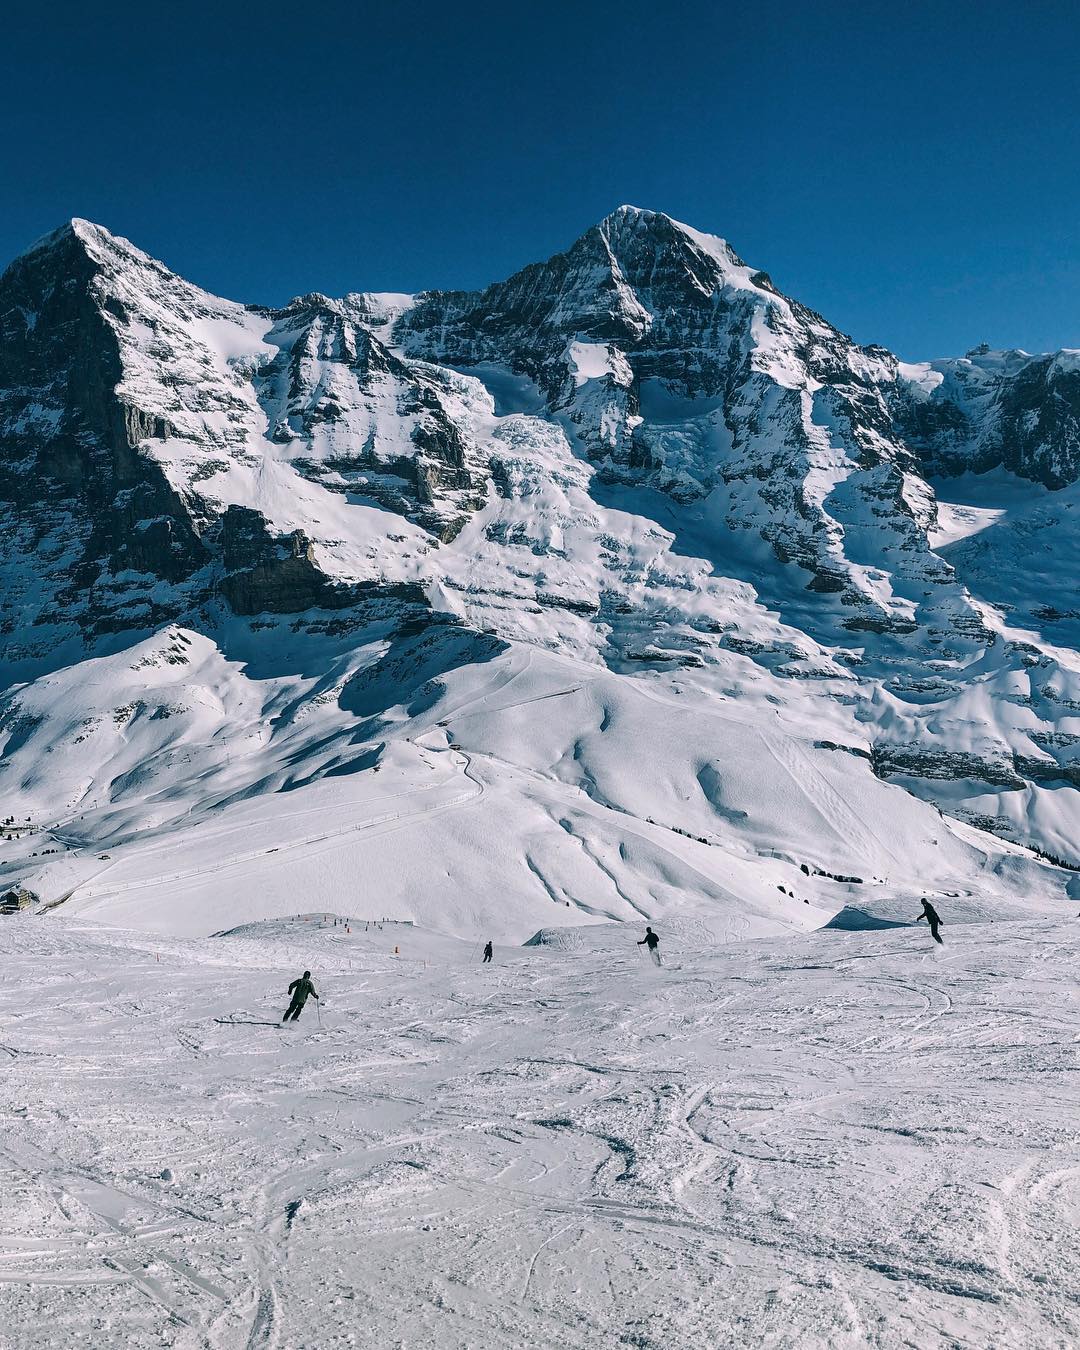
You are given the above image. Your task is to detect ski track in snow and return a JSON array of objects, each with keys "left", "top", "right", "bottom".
[{"left": 0, "top": 917, "right": 1076, "bottom": 1349}]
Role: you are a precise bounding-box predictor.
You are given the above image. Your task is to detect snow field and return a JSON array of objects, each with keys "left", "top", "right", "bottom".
[
  {"left": 5, "top": 638, "right": 1073, "bottom": 946},
  {"left": 0, "top": 915, "right": 1076, "bottom": 1348}
]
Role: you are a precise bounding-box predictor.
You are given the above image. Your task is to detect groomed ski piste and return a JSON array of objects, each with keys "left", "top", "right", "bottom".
[{"left": 1, "top": 910, "right": 1076, "bottom": 1350}]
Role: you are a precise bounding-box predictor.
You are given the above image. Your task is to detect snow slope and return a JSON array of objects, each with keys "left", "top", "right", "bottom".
[
  {"left": 1, "top": 913, "right": 1075, "bottom": 1348},
  {"left": 3, "top": 635, "right": 1071, "bottom": 940}
]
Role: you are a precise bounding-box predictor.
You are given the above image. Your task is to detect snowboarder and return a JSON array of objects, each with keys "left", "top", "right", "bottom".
[
  {"left": 915, "top": 898, "right": 944, "bottom": 945},
  {"left": 282, "top": 970, "right": 320, "bottom": 1022},
  {"left": 482, "top": 941, "right": 493, "bottom": 963},
  {"left": 638, "top": 926, "right": 662, "bottom": 965}
]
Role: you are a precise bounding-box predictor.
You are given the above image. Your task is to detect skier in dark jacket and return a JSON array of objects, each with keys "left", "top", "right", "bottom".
[
  {"left": 915, "top": 899, "right": 944, "bottom": 944},
  {"left": 283, "top": 970, "right": 320, "bottom": 1021},
  {"left": 638, "top": 926, "right": 662, "bottom": 965},
  {"left": 482, "top": 941, "right": 493, "bottom": 963}
]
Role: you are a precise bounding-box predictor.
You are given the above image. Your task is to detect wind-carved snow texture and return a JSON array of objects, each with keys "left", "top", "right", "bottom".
[{"left": 0, "top": 917, "right": 1076, "bottom": 1348}]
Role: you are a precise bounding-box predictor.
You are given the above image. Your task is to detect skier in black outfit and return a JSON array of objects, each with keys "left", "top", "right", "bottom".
[
  {"left": 638, "top": 926, "right": 662, "bottom": 965},
  {"left": 482, "top": 941, "right": 493, "bottom": 963},
  {"left": 283, "top": 970, "right": 320, "bottom": 1021},
  {"left": 915, "top": 899, "right": 944, "bottom": 944}
]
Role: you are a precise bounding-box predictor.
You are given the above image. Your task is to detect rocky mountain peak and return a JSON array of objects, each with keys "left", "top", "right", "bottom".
[
  {"left": 13, "top": 218, "right": 165, "bottom": 290},
  {"left": 592, "top": 204, "right": 757, "bottom": 301}
]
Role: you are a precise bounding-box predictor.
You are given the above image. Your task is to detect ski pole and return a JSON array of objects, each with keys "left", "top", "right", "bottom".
[{"left": 316, "top": 998, "right": 323, "bottom": 1028}]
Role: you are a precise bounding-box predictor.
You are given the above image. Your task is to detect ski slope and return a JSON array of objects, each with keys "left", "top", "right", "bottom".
[
  {"left": 0, "top": 914, "right": 1076, "bottom": 1348},
  {"left": 3, "top": 204, "right": 1080, "bottom": 1349}
]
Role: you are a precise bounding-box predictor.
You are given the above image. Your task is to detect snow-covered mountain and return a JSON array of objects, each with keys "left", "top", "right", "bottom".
[
  {"left": 2, "top": 208, "right": 1079, "bottom": 936},
  {"left": 890, "top": 344, "right": 1080, "bottom": 488}
]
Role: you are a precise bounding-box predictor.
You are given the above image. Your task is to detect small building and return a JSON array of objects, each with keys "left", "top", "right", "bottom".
[{"left": 1, "top": 887, "right": 37, "bottom": 914}]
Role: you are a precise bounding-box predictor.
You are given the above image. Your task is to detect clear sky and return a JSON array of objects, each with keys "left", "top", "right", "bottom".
[{"left": 3, "top": 0, "right": 1078, "bottom": 359}]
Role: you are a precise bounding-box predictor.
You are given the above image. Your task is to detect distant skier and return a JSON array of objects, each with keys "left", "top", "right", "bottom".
[
  {"left": 638, "top": 926, "right": 662, "bottom": 965},
  {"left": 482, "top": 941, "right": 493, "bottom": 963},
  {"left": 282, "top": 970, "right": 320, "bottom": 1022},
  {"left": 915, "top": 899, "right": 944, "bottom": 945}
]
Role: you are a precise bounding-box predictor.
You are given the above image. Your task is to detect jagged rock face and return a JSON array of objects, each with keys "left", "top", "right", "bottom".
[
  {"left": 0, "top": 221, "right": 493, "bottom": 675},
  {"left": 399, "top": 207, "right": 959, "bottom": 633},
  {"left": 256, "top": 295, "right": 489, "bottom": 540},
  {"left": 219, "top": 506, "right": 346, "bottom": 614},
  {"left": 399, "top": 206, "right": 790, "bottom": 462},
  {"left": 889, "top": 348, "right": 1080, "bottom": 489},
  {"left": 216, "top": 504, "right": 430, "bottom": 615},
  {"left": 0, "top": 224, "right": 211, "bottom": 673}
]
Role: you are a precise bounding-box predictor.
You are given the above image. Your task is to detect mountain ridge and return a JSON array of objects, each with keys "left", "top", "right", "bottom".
[{"left": 2, "top": 208, "right": 1079, "bottom": 935}]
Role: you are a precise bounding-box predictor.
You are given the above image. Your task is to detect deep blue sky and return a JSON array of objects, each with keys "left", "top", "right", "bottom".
[{"left": 3, "top": 0, "right": 1078, "bottom": 358}]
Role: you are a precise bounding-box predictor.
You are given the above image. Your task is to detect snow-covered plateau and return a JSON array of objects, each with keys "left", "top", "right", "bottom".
[{"left": 0, "top": 208, "right": 1078, "bottom": 1347}]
